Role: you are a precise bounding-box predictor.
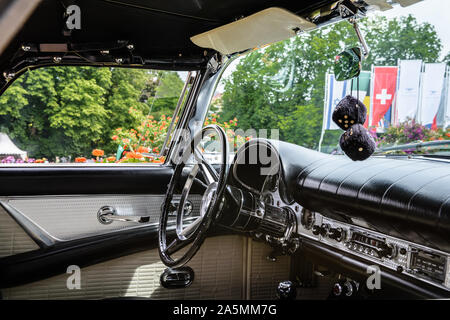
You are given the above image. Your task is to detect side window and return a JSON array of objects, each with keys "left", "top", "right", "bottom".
[{"left": 0, "top": 67, "right": 188, "bottom": 165}]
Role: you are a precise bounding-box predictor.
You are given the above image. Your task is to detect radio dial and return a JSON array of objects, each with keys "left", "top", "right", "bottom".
[
  {"left": 312, "top": 225, "right": 321, "bottom": 236},
  {"left": 328, "top": 227, "right": 344, "bottom": 242}
]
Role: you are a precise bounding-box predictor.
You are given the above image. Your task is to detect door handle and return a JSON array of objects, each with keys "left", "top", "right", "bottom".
[
  {"left": 167, "top": 200, "right": 193, "bottom": 217},
  {"left": 97, "top": 200, "right": 194, "bottom": 225},
  {"left": 97, "top": 206, "right": 150, "bottom": 224}
]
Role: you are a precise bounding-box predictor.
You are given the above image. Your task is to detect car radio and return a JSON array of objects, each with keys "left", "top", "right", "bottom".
[{"left": 344, "top": 231, "right": 396, "bottom": 259}]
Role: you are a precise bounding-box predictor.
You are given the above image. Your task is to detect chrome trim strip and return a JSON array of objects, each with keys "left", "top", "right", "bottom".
[
  {"left": 232, "top": 139, "right": 281, "bottom": 195},
  {"left": 0, "top": 200, "right": 57, "bottom": 248},
  {"left": 161, "top": 71, "right": 193, "bottom": 156}
]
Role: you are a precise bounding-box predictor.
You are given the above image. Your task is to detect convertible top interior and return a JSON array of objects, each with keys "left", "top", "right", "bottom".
[{"left": 0, "top": 0, "right": 339, "bottom": 90}]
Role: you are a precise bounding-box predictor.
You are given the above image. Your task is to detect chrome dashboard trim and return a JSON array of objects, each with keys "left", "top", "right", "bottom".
[
  {"left": 267, "top": 188, "right": 450, "bottom": 292},
  {"left": 232, "top": 139, "right": 281, "bottom": 195}
]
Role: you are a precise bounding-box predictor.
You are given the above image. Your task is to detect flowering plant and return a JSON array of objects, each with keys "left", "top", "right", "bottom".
[
  {"left": 111, "top": 108, "right": 172, "bottom": 155},
  {"left": 374, "top": 119, "right": 450, "bottom": 154},
  {"left": 26, "top": 108, "right": 253, "bottom": 164}
]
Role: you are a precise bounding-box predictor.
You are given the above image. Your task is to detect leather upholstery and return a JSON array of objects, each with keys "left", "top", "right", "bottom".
[{"left": 274, "top": 140, "right": 450, "bottom": 252}]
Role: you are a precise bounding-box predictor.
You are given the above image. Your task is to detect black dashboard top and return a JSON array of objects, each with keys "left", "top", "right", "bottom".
[{"left": 233, "top": 139, "right": 450, "bottom": 252}]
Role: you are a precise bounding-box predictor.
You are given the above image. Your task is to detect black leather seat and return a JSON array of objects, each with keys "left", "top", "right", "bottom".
[{"left": 275, "top": 140, "right": 450, "bottom": 252}]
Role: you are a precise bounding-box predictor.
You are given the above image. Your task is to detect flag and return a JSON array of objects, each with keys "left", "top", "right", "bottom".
[
  {"left": 431, "top": 73, "right": 449, "bottom": 129},
  {"left": 446, "top": 83, "right": 450, "bottom": 129},
  {"left": 370, "top": 66, "right": 398, "bottom": 128},
  {"left": 348, "top": 71, "right": 371, "bottom": 127},
  {"left": 446, "top": 70, "right": 450, "bottom": 129},
  {"left": 435, "top": 66, "right": 449, "bottom": 129},
  {"left": 323, "top": 73, "right": 349, "bottom": 130},
  {"left": 395, "top": 60, "right": 422, "bottom": 124},
  {"left": 323, "top": 72, "right": 371, "bottom": 130},
  {"left": 418, "top": 63, "right": 446, "bottom": 127}
]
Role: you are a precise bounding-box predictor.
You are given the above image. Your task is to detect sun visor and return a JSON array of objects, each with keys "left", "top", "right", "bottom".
[{"left": 190, "top": 7, "right": 317, "bottom": 55}]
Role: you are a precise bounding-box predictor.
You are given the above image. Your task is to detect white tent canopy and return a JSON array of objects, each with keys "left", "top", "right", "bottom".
[{"left": 0, "top": 133, "right": 27, "bottom": 159}]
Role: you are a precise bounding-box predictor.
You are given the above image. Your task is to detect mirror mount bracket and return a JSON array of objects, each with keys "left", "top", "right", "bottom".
[
  {"left": 337, "top": 1, "right": 370, "bottom": 60},
  {"left": 338, "top": 0, "right": 359, "bottom": 19},
  {"left": 349, "top": 18, "right": 370, "bottom": 59}
]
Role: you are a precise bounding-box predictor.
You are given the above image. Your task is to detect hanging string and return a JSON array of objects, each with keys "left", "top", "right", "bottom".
[
  {"left": 357, "top": 75, "right": 360, "bottom": 101},
  {"left": 356, "top": 75, "right": 360, "bottom": 124},
  {"left": 350, "top": 78, "right": 354, "bottom": 97}
]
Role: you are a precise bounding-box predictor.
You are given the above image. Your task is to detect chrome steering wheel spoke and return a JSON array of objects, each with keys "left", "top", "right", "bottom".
[{"left": 158, "top": 124, "right": 229, "bottom": 268}]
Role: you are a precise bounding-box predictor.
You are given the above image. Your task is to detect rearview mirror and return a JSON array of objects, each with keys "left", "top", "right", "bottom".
[{"left": 333, "top": 47, "right": 362, "bottom": 81}]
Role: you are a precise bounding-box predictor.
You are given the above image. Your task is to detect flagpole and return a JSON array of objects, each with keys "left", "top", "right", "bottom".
[
  {"left": 393, "top": 58, "right": 401, "bottom": 126},
  {"left": 443, "top": 65, "right": 449, "bottom": 129},
  {"left": 318, "top": 73, "right": 329, "bottom": 152},
  {"left": 369, "top": 64, "right": 374, "bottom": 128},
  {"left": 416, "top": 62, "right": 425, "bottom": 124}
]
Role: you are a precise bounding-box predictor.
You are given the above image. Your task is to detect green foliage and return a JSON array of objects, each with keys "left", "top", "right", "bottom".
[
  {"left": 443, "top": 52, "right": 450, "bottom": 66},
  {"left": 362, "top": 15, "right": 442, "bottom": 68},
  {"left": 0, "top": 14, "right": 443, "bottom": 159},
  {"left": 0, "top": 66, "right": 183, "bottom": 159},
  {"left": 278, "top": 104, "right": 323, "bottom": 149},
  {"left": 220, "top": 15, "right": 442, "bottom": 150}
]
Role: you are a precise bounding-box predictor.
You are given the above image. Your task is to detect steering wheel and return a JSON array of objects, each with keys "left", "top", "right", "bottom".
[{"left": 158, "top": 125, "right": 229, "bottom": 267}]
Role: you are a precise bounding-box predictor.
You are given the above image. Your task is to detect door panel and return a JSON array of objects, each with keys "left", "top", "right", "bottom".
[
  {"left": 0, "top": 207, "right": 39, "bottom": 258},
  {"left": 3, "top": 194, "right": 202, "bottom": 241}
]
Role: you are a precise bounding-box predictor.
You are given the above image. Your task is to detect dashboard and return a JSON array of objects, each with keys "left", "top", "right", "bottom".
[{"left": 227, "top": 138, "right": 450, "bottom": 295}]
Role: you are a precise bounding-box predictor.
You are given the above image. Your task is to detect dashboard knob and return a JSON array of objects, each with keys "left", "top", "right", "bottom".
[
  {"left": 276, "top": 281, "right": 297, "bottom": 300},
  {"left": 312, "top": 225, "right": 321, "bottom": 235},
  {"left": 332, "top": 280, "right": 357, "bottom": 298},
  {"left": 332, "top": 283, "right": 343, "bottom": 296},
  {"left": 320, "top": 223, "right": 330, "bottom": 236},
  {"left": 380, "top": 243, "right": 396, "bottom": 259},
  {"left": 328, "top": 227, "right": 344, "bottom": 241}
]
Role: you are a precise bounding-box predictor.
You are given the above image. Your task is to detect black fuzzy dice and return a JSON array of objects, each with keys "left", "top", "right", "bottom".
[
  {"left": 339, "top": 124, "right": 376, "bottom": 161},
  {"left": 332, "top": 95, "right": 367, "bottom": 130},
  {"left": 332, "top": 95, "right": 374, "bottom": 161}
]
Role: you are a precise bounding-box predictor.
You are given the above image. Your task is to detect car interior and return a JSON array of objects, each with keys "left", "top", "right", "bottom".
[{"left": 0, "top": 0, "right": 449, "bottom": 301}]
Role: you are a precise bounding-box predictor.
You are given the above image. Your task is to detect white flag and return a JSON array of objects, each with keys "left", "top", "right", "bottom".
[
  {"left": 323, "top": 74, "right": 349, "bottom": 130},
  {"left": 445, "top": 72, "right": 450, "bottom": 129},
  {"left": 418, "top": 63, "right": 446, "bottom": 126},
  {"left": 395, "top": 60, "right": 422, "bottom": 123}
]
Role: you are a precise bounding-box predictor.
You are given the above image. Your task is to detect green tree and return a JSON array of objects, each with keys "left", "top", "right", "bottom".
[
  {"left": 0, "top": 66, "right": 184, "bottom": 159},
  {"left": 362, "top": 15, "right": 442, "bottom": 68},
  {"left": 220, "top": 15, "right": 442, "bottom": 149},
  {"left": 443, "top": 52, "right": 450, "bottom": 66}
]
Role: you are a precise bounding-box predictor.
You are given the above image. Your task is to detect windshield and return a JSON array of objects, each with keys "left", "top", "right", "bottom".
[{"left": 206, "top": 1, "right": 450, "bottom": 157}]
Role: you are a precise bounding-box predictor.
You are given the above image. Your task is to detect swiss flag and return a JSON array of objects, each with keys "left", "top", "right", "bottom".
[{"left": 370, "top": 67, "right": 398, "bottom": 127}]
